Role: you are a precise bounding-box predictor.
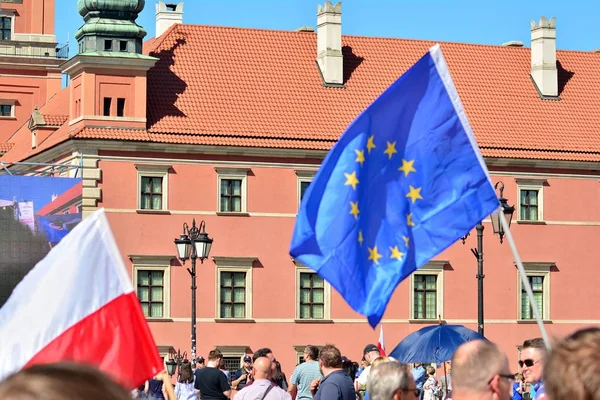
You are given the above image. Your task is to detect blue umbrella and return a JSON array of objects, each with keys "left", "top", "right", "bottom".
[{"left": 389, "top": 324, "right": 486, "bottom": 364}]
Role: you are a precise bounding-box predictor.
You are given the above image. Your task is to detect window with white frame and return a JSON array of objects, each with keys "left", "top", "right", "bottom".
[
  {"left": 216, "top": 168, "right": 249, "bottom": 213},
  {"left": 130, "top": 255, "right": 173, "bottom": 319},
  {"left": 410, "top": 261, "right": 446, "bottom": 320},
  {"left": 0, "top": 15, "right": 12, "bottom": 40},
  {"left": 0, "top": 100, "right": 15, "bottom": 118},
  {"left": 295, "top": 261, "right": 331, "bottom": 320},
  {"left": 295, "top": 170, "right": 316, "bottom": 208},
  {"left": 135, "top": 164, "right": 170, "bottom": 211},
  {"left": 214, "top": 257, "right": 255, "bottom": 320},
  {"left": 516, "top": 179, "right": 546, "bottom": 222},
  {"left": 517, "top": 262, "right": 552, "bottom": 321}
]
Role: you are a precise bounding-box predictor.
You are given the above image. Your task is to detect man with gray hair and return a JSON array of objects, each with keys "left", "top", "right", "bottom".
[
  {"left": 450, "top": 340, "right": 512, "bottom": 400},
  {"left": 368, "top": 361, "right": 419, "bottom": 400}
]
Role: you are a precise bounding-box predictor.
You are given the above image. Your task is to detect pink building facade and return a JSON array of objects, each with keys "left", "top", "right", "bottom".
[{"left": 2, "top": 1, "right": 600, "bottom": 378}]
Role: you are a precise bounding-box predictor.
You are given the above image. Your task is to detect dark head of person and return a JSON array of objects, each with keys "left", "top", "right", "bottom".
[
  {"left": 178, "top": 360, "right": 194, "bottom": 384},
  {"left": 304, "top": 345, "right": 319, "bottom": 362},
  {"left": 252, "top": 348, "right": 273, "bottom": 362},
  {"left": 0, "top": 362, "right": 132, "bottom": 400},
  {"left": 320, "top": 344, "right": 343, "bottom": 370}
]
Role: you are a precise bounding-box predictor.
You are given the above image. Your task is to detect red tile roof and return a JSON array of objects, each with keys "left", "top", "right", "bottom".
[
  {"left": 4, "top": 24, "right": 600, "bottom": 163},
  {"left": 0, "top": 143, "right": 13, "bottom": 153}
]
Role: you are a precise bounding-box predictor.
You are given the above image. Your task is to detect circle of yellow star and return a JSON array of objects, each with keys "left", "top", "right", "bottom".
[
  {"left": 406, "top": 185, "right": 423, "bottom": 204},
  {"left": 358, "top": 230, "right": 364, "bottom": 246},
  {"left": 384, "top": 141, "right": 397, "bottom": 159},
  {"left": 355, "top": 149, "right": 365, "bottom": 166},
  {"left": 390, "top": 246, "right": 405, "bottom": 261},
  {"left": 367, "top": 135, "right": 376, "bottom": 154},
  {"left": 344, "top": 171, "right": 359, "bottom": 190},
  {"left": 403, "top": 236, "right": 410, "bottom": 248},
  {"left": 399, "top": 159, "right": 416, "bottom": 177},
  {"left": 406, "top": 213, "right": 415, "bottom": 227},
  {"left": 350, "top": 201, "right": 360, "bottom": 220},
  {"left": 368, "top": 246, "right": 383, "bottom": 264}
]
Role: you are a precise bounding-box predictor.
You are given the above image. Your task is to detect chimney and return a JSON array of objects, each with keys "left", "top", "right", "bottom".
[
  {"left": 317, "top": 1, "right": 343, "bottom": 86},
  {"left": 530, "top": 17, "right": 557, "bottom": 97},
  {"left": 156, "top": 1, "right": 184, "bottom": 38},
  {"left": 502, "top": 41, "right": 524, "bottom": 47}
]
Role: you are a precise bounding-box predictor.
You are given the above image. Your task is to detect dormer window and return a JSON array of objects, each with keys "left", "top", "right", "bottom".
[
  {"left": 119, "top": 41, "right": 128, "bottom": 52},
  {"left": 104, "top": 39, "right": 112, "bottom": 51}
]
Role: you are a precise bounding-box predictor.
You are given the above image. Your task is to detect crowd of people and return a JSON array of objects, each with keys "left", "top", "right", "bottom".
[{"left": 0, "top": 327, "right": 599, "bottom": 399}]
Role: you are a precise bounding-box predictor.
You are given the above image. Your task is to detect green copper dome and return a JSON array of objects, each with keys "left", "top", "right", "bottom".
[{"left": 75, "top": 0, "right": 147, "bottom": 54}]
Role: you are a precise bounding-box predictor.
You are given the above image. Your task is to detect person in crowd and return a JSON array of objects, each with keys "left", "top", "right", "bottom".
[
  {"left": 196, "top": 357, "right": 206, "bottom": 370},
  {"left": 412, "top": 363, "right": 426, "bottom": 400},
  {"left": 422, "top": 366, "right": 438, "bottom": 400},
  {"left": 218, "top": 360, "right": 231, "bottom": 382},
  {"left": 356, "top": 344, "right": 382, "bottom": 391},
  {"left": 511, "top": 373, "right": 523, "bottom": 400},
  {"left": 0, "top": 362, "right": 132, "bottom": 400},
  {"left": 253, "top": 348, "right": 275, "bottom": 363},
  {"left": 368, "top": 361, "right": 419, "bottom": 400},
  {"left": 194, "top": 349, "right": 231, "bottom": 400},
  {"left": 520, "top": 338, "right": 547, "bottom": 400},
  {"left": 232, "top": 355, "right": 253, "bottom": 391},
  {"left": 288, "top": 345, "right": 322, "bottom": 400},
  {"left": 146, "top": 373, "right": 167, "bottom": 400},
  {"left": 543, "top": 327, "right": 600, "bottom": 400},
  {"left": 273, "top": 361, "right": 288, "bottom": 390},
  {"left": 310, "top": 344, "right": 355, "bottom": 400},
  {"left": 341, "top": 357, "right": 357, "bottom": 382},
  {"left": 438, "top": 362, "right": 452, "bottom": 400},
  {"left": 236, "top": 357, "right": 291, "bottom": 400},
  {"left": 175, "top": 360, "right": 197, "bottom": 400},
  {"left": 363, "top": 357, "right": 391, "bottom": 400},
  {"left": 450, "top": 340, "right": 512, "bottom": 400}
]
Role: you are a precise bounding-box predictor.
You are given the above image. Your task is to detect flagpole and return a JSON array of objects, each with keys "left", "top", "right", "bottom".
[{"left": 498, "top": 211, "right": 551, "bottom": 350}]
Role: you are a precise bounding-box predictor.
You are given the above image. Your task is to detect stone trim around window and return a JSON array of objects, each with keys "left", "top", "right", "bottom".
[
  {"left": 135, "top": 164, "right": 171, "bottom": 212},
  {"left": 214, "top": 257, "right": 256, "bottom": 321},
  {"left": 130, "top": 255, "right": 174, "bottom": 320},
  {"left": 295, "top": 170, "right": 316, "bottom": 209},
  {"left": 0, "top": 99, "right": 16, "bottom": 119},
  {"left": 215, "top": 167, "right": 250, "bottom": 214},
  {"left": 516, "top": 262, "right": 553, "bottom": 322},
  {"left": 408, "top": 260, "right": 447, "bottom": 322},
  {"left": 294, "top": 261, "right": 332, "bottom": 321},
  {"left": 515, "top": 178, "right": 547, "bottom": 223},
  {"left": 0, "top": 10, "right": 15, "bottom": 41}
]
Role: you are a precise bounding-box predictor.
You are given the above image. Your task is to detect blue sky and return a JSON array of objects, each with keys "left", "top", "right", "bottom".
[{"left": 55, "top": 0, "right": 599, "bottom": 56}]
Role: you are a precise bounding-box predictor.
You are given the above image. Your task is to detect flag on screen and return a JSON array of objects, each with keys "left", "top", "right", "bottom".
[
  {"left": 0, "top": 209, "right": 164, "bottom": 388},
  {"left": 377, "top": 325, "right": 386, "bottom": 356},
  {"left": 290, "top": 44, "right": 499, "bottom": 327}
]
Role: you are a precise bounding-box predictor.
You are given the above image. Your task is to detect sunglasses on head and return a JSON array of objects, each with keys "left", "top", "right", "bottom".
[{"left": 518, "top": 359, "right": 539, "bottom": 368}]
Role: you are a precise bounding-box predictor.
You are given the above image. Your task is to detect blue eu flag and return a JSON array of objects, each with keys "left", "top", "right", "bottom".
[{"left": 290, "top": 45, "right": 499, "bottom": 327}]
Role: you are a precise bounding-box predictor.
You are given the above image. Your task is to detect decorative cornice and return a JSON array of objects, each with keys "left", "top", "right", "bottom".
[{"left": 212, "top": 256, "right": 258, "bottom": 267}]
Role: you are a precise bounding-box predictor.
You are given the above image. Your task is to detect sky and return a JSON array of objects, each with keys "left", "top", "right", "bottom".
[{"left": 54, "top": 0, "right": 600, "bottom": 56}]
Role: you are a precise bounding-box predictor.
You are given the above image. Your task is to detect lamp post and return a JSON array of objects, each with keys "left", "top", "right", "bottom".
[
  {"left": 462, "top": 181, "right": 514, "bottom": 336},
  {"left": 165, "top": 348, "right": 187, "bottom": 377},
  {"left": 174, "top": 220, "right": 213, "bottom": 361}
]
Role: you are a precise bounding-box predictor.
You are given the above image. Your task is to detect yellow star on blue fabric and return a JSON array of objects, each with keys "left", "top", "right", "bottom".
[
  {"left": 390, "top": 246, "right": 405, "bottom": 261},
  {"left": 384, "top": 141, "right": 397, "bottom": 159},
  {"left": 399, "top": 159, "right": 416, "bottom": 177},
  {"left": 406, "top": 185, "right": 423, "bottom": 204},
  {"left": 407, "top": 213, "right": 415, "bottom": 227},
  {"left": 358, "top": 230, "right": 364, "bottom": 246},
  {"left": 355, "top": 149, "right": 365, "bottom": 166},
  {"left": 367, "top": 135, "right": 376, "bottom": 154},
  {"left": 403, "top": 236, "right": 410, "bottom": 248},
  {"left": 344, "top": 171, "right": 359, "bottom": 190},
  {"left": 350, "top": 201, "right": 360, "bottom": 220},
  {"left": 368, "top": 246, "right": 383, "bottom": 264}
]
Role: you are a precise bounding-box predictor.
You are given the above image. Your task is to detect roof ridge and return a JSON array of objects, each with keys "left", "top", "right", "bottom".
[{"left": 482, "top": 146, "right": 600, "bottom": 155}]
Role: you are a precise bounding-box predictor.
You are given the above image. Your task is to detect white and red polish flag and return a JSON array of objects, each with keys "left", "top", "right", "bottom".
[
  {"left": 0, "top": 209, "right": 164, "bottom": 388},
  {"left": 377, "top": 325, "right": 386, "bottom": 356}
]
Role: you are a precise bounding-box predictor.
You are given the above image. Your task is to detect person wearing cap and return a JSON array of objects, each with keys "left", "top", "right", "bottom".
[
  {"left": 232, "top": 355, "right": 253, "bottom": 391},
  {"left": 355, "top": 344, "right": 382, "bottom": 392}
]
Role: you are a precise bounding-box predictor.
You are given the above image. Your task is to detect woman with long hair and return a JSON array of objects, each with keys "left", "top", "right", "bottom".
[
  {"left": 175, "top": 360, "right": 197, "bottom": 400},
  {"left": 272, "top": 360, "right": 288, "bottom": 390}
]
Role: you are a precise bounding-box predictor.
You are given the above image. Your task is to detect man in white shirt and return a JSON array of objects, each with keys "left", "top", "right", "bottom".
[
  {"left": 355, "top": 344, "right": 382, "bottom": 391},
  {"left": 236, "top": 357, "right": 291, "bottom": 400}
]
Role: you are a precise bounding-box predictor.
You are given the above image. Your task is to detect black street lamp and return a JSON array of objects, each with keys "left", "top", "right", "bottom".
[
  {"left": 174, "top": 219, "right": 213, "bottom": 361},
  {"left": 165, "top": 348, "right": 187, "bottom": 377},
  {"left": 461, "top": 181, "right": 515, "bottom": 336}
]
